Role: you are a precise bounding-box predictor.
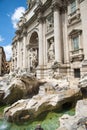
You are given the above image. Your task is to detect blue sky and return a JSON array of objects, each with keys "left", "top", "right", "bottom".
[{"left": 0, "top": 0, "right": 27, "bottom": 60}]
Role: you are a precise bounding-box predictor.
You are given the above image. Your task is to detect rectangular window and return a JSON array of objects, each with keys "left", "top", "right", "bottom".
[
  {"left": 71, "top": 1, "right": 76, "bottom": 13},
  {"left": 72, "top": 36, "right": 79, "bottom": 50},
  {"left": 74, "top": 69, "right": 80, "bottom": 78}
]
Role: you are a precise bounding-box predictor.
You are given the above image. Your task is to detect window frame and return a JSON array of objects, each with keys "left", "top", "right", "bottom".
[
  {"left": 74, "top": 68, "right": 80, "bottom": 78},
  {"left": 71, "top": 0, "right": 77, "bottom": 14},
  {"left": 72, "top": 36, "right": 79, "bottom": 51}
]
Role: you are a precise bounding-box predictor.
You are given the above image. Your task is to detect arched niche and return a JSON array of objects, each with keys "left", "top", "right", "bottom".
[{"left": 28, "top": 31, "right": 39, "bottom": 72}]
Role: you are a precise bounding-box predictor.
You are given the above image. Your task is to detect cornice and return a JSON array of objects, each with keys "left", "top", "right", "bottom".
[
  {"left": 34, "top": 3, "right": 46, "bottom": 23},
  {"left": 34, "top": 0, "right": 52, "bottom": 16},
  {"left": 42, "top": 0, "right": 52, "bottom": 12},
  {"left": 25, "top": 14, "right": 37, "bottom": 27},
  {"left": 34, "top": 2, "right": 43, "bottom": 15}
]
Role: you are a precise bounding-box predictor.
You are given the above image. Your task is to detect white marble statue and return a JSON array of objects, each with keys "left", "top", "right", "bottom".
[
  {"left": 48, "top": 39, "right": 55, "bottom": 62},
  {"left": 29, "top": 48, "right": 38, "bottom": 69}
]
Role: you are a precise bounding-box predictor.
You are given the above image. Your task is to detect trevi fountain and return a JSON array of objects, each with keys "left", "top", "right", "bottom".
[{"left": 0, "top": 70, "right": 87, "bottom": 130}]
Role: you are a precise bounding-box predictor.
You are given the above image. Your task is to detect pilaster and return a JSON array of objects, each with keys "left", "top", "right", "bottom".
[
  {"left": 23, "top": 28, "right": 27, "bottom": 69},
  {"left": 36, "top": 15, "right": 44, "bottom": 78},
  {"left": 52, "top": 0, "right": 62, "bottom": 63},
  {"left": 38, "top": 16, "right": 44, "bottom": 66},
  {"left": 63, "top": 10, "right": 69, "bottom": 64},
  {"left": 18, "top": 36, "right": 23, "bottom": 70},
  {"left": 17, "top": 40, "right": 20, "bottom": 68}
]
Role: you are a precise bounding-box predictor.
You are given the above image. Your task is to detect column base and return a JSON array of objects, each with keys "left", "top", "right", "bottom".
[
  {"left": 36, "top": 63, "right": 71, "bottom": 79},
  {"left": 36, "top": 65, "right": 49, "bottom": 79}
]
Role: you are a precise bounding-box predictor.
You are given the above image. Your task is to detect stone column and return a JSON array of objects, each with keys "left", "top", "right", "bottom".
[
  {"left": 19, "top": 38, "right": 23, "bottom": 70},
  {"left": 12, "top": 46, "right": 14, "bottom": 71},
  {"left": 43, "top": 17, "right": 47, "bottom": 66},
  {"left": 19, "top": 38, "right": 22, "bottom": 69},
  {"left": 63, "top": 11, "right": 69, "bottom": 63},
  {"left": 26, "top": 47, "right": 28, "bottom": 69},
  {"left": 17, "top": 40, "right": 20, "bottom": 68},
  {"left": 36, "top": 14, "right": 46, "bottom": 78},
  {"left": 52, "top": 1, "right": 62, "bottom": 63},
  {"left": 35, "top": 3, "right": 47, "bottom": 78},
  {"left": 23, "top": 30, "right": 27, "bottom": 69},
  {"left": 38, "top": 16, "right": 44, "bottom": 66}
]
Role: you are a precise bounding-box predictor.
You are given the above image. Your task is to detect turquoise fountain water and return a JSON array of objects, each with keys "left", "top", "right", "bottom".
[{"left": 0, "top": 106, "right": 75, "bottom": 130}]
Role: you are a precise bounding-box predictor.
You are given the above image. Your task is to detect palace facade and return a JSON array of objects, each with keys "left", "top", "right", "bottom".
[
  {"left": 0, "top": 46, "right": 6, "bottom": 75},
  {"left": 12, "top": 0, "right": 87, "bottom": 78}
]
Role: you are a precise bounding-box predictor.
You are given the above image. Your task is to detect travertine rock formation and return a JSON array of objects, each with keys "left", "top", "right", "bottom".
[
  {"left": 4, "top": 80, "right": 81, "bottom": 123},
  {"left": 57, "top": 99, "right": 87, "bottom": 130}
]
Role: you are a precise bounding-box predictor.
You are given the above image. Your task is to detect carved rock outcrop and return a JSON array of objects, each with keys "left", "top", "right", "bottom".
[
  {"left": 4, "top": 84, "right": 81, "bottom": 123},
  {"left": 79, "top": 73, "right": 87, "bottom": 98},
  {"left": 57, "top": 99, "right": 87, "bottom": 130},
  {"left": 0, "top": 72, "right": 42, "bottom": 105}
]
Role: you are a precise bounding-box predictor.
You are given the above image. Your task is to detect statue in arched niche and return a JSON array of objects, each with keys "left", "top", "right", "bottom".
[
  {"left": 48, "top": 39, "right": 55, "bottom": 62},
  {"left": 32, "top": 49, "right": 38, "bottom": 68},
  {"left": 29, "top": 48, "right": 38, "bottom": 70}
]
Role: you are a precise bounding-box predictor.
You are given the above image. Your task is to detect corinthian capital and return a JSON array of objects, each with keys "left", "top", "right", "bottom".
[
  {"left": 51, "top": 0, "right": 62, "bottom": 10},
  {"left": 38, "top": 15, "right": 46, "bottom": 23}
]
